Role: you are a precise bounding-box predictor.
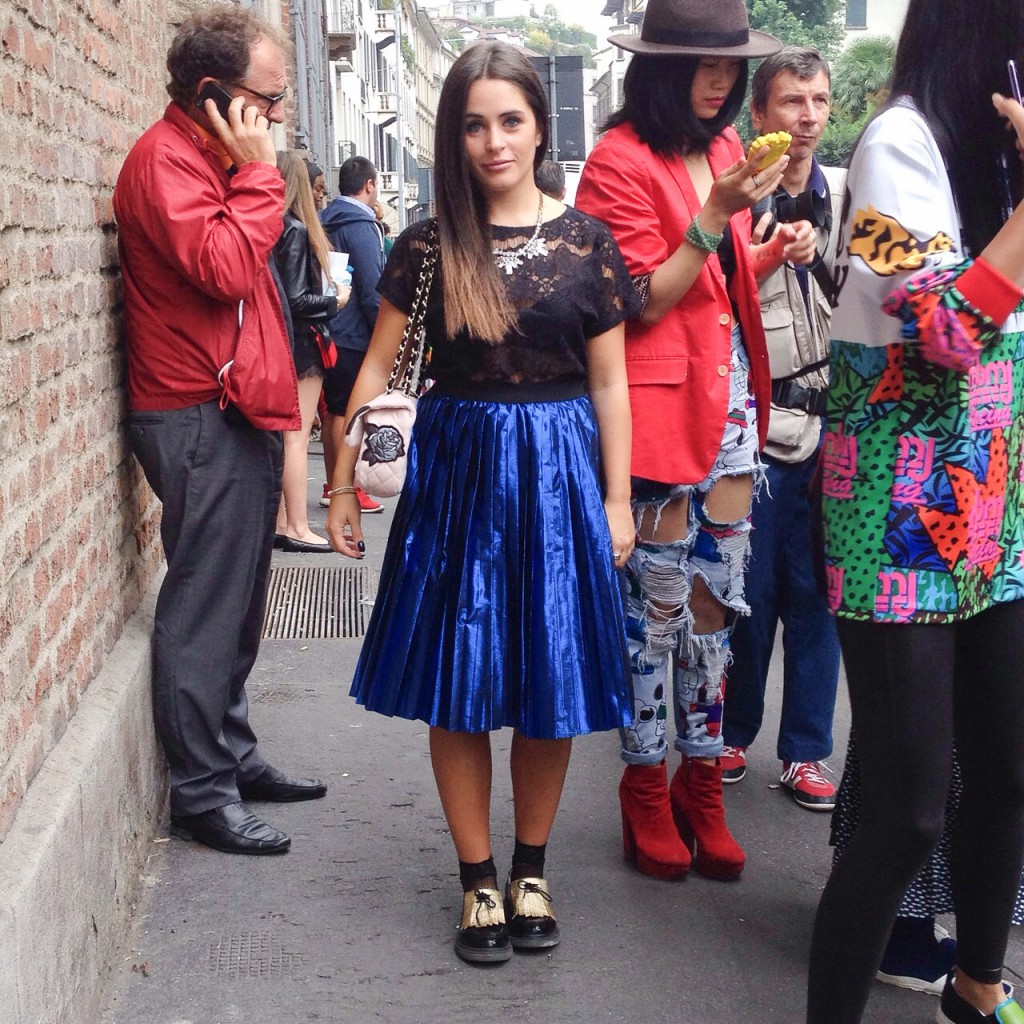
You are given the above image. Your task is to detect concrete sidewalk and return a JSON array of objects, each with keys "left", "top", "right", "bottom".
[{"left": 97, "top": 469, "right": 1024, "bottom": 1024}]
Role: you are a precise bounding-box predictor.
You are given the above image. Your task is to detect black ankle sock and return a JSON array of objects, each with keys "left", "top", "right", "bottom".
[
  {"left": 510, "top": 839, "right": 546, "bottom": 881},
  {"left": 459, "top": 857, "right": 497, "bottom": 893}
]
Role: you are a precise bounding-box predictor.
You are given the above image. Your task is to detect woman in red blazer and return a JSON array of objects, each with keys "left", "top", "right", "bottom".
[{"left": 576, "top": 0, "right": 816, "bottom": 882}]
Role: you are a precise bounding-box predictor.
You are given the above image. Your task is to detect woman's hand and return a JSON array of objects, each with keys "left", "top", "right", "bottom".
[
  {"left": 705, "top": 145, "right": 790, "bottom": 225},
  {"left": 325, "top": 492, "right": 365, "bottom": 559},
  {"left": 994, "top": 93, "right": 1024, "bottom": 160},
  {"left": 605, "top": 498, "right": 636, "bottom": 571}
]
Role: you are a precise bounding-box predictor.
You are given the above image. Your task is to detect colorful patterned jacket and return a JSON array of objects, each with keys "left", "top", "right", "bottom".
[{"left": 822, "top": 97, "right": 1024, "bottom": 622}]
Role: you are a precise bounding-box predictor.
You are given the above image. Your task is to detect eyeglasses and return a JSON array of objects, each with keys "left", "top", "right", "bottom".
[{"left": 229, "top": 82, "right": 289, "bottom": 115}]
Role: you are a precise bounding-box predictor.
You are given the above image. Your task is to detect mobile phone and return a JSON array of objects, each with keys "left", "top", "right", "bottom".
[
  {"left": 195, "top": 81, "right": 235, "bottom": 120},
  {"left": 1009, "top": 59, "right": 1022, "bottom": 104}
]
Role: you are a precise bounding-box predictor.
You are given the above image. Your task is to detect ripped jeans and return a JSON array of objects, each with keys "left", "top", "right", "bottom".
[{"left": 621, "top": 328, "right": 761, "bottom": 763}]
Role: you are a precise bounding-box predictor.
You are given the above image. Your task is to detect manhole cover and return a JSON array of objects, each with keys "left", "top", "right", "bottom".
[
  {"left": 206, "top": 932, "right": 305, "bottom": 979},
  {"left": 261, "top": 565, "right": 379, "bottom": 640}
]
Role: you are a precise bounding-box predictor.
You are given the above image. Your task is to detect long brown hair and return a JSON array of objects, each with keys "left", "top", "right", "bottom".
[
  {"left": 433, "top": 41, "right": 550, "bottom": 342},
  {"left": 276, "top": 149, "right": 333, "bottom": 282}
]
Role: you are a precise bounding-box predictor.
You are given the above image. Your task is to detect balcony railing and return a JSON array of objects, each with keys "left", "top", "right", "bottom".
[
  {"left": 337, "top": 140, "right": 357, "bottom": 166},
  {"left": 378, "top": 173, "right": 419, "bottom": 201},
  {"left": 327, "top": 0, "right": 356, "bottom": 57}
]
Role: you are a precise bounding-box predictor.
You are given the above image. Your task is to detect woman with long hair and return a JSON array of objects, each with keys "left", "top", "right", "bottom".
[
  {"left": 808, "top": 2, "right": 1024, "bottom": 1022},
  {"left": 272, "top": 149, "right": 350, "bottom": 552},
  {"left": 325, "top": 42, "right": 637, "bottom": 963},
  {"left": 575, "top": 0, "right": 815, "bottom": 882}
]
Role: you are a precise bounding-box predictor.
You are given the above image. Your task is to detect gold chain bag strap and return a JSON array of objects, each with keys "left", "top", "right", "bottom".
[{"left": 344, "top": 223, "right": 439, "bottom": 498}]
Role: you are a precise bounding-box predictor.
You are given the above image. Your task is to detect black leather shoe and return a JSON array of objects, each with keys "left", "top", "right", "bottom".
[
  {"left": 938, "top": 972, "right": 1018, "bottom": 1023},
  {"left": 238, "top": 764, "right": 327, "bottom": 802},
  {"left": 279, "top": 536, "right": 333, "bottom": 553},
  {"left": 273, "top": 533, "right": 287, "bottom": 549},
  {"left": 455, "top": 888, "right": 512, "bottom": 964},
  {"left": 504, "top": 876, "right": 560, "bottom": 949},
  {"left": 169, "top": 801, "right": 290, "bottom": 855}
]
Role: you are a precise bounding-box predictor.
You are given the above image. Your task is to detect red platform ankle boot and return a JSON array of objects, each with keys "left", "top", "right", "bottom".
[
  {"left": 669, "top": 757, "right": 745, "bottom": 881},
  {"left": 619, "top": 762, "right": 691, "bottom": 880}
]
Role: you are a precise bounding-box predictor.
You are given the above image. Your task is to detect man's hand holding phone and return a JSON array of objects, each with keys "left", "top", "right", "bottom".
[{"left": 195, "top": 81, "right": 276, "bottom": 169}]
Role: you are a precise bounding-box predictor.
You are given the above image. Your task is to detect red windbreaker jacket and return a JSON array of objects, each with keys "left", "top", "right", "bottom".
[{"left": 113, "top": 103, "right": 299, "bottom": 430}]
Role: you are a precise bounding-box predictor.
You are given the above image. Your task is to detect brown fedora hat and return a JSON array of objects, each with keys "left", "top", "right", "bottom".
[{"left": 609, "top": 0, "right": 782, "bottom": 58}]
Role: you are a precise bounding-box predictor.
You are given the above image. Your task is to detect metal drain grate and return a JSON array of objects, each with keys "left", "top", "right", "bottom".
[
  {"left": 261, "top": 565, "right": 379, "bottom": 640},
  {"left": 206, "top": 932, "right": 305, "bottom": 980}
]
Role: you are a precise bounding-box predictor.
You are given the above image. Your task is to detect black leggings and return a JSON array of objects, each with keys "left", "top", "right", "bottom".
[{"left": 807, "top": 601, "right": 1024, "bottom": 1024}]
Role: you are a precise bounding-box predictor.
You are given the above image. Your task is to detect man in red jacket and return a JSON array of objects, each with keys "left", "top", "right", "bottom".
[{"left": 114, "top": 3, "right": 325, "bottom": 856}]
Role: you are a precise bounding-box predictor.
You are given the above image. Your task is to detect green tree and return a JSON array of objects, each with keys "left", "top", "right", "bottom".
[
  {"left": 818, "top": 35, "right": 895, "bottom": 165},
  {"left": 483, "top": 11, "right": 597, "bottom": 66},
  {"left": 441, "top": 24, "right": 465, "bottom": 52},
  {"left": 830, "top": 34, "right": 895, "bottom": 121},
  {"left": 526, "top": 27, "right": 554, "bottom": 52},
  {"left": 746, "top": 0, "right": 844, "bottom": 58}
]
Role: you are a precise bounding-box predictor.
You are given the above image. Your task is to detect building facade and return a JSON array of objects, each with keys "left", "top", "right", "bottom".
[
  {"left": 844, "top": 0, "right": 910, "bottom": 40},
  {"left": 328, "top": 0, "right": 454, "bottom": 228}
]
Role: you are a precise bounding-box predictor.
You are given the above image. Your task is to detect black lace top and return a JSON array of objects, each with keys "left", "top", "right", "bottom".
[{"left": 379, "top": 207, "right": 641, "bottom": 387}]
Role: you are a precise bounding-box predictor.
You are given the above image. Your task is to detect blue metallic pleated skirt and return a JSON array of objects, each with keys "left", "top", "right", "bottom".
[{"left": 350, "top": 384, "right": 633, "bottom": 738}]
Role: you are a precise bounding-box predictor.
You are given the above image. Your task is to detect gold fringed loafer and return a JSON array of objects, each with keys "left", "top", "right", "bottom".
[
  {"left": 504, "top": 876, "right": 560, "bottom": 950},
  {"left": 454, "top": 888, "right": 512, "bottom": 964}
]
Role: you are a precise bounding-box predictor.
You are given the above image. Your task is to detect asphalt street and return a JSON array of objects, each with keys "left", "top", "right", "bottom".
[{"left": 97, "top": 460, "right": 1024, "bottom": 1024}]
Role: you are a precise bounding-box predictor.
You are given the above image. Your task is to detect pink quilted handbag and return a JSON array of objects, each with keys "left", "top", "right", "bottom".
[{"left": 345, "top": 228, "right": 438, "bottom": 498}]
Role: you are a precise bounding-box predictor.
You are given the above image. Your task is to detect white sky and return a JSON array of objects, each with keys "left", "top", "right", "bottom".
[{"left": 547, "top": 0, "right": 618, "bottom": 42}]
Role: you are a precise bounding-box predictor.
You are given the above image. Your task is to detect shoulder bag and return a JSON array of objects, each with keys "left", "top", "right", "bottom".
[{"left": 344, "top": 226, "right": 438, "bottom": 498}]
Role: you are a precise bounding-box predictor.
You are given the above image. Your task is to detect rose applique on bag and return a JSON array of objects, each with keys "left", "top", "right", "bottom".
[
  {"left": 364, "top": 419, "right": 408, "bottom": 463},
  {"left": 345, "top": 393, "right": 417, "bottom": 497},
  {"left": 345, "top": 226, "right": 438, "bottom": 498}
]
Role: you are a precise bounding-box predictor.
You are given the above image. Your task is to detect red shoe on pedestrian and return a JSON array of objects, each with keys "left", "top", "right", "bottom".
[
  {"left": 318, "top": 482, "right": 331, "bottom": 508},
  {"left": 670, "top": 757, "right": 745, "bottom": 880},
  {"left": 720, "top": 745, "right": 747, "bottom": 784},
  {"left": 780, "top": 761, "right": 836, "bottom": 811},
  {"left": 356, "top": 488, "right": 384, "bottom": 513},
  {"left": 619, "top": 762, "right": 691, "bottom": 880}
]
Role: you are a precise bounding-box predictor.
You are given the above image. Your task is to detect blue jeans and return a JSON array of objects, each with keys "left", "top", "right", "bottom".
[{"left": 723, "top": 451, "right": 840, "bottom": 763}]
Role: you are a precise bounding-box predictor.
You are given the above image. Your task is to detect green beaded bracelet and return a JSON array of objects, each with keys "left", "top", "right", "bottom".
[{"left": 685, "top": 214, "right": 724, "bottom": 254}]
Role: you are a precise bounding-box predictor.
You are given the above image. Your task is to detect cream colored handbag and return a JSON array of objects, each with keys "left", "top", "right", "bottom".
[{"left": 345, "top": 227, "right": 438, "bottom": 498}]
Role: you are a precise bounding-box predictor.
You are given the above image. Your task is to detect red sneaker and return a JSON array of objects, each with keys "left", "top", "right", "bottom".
[
  {"left": 780, "top": 761, "right": 836, "bottom": 811},
  {"left": 720, "top": 746, "right": 747, "bottom": 784},
  {"left": 356, "top": 488, "right": 384, "bottom": 513},
  {"left": 318, "top": 482, "right": 331, "bottom": 508}
]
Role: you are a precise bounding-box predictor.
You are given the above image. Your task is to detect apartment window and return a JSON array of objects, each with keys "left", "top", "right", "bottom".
[{"left": 846, "top": 0, "right": 867, "bottom": 28}]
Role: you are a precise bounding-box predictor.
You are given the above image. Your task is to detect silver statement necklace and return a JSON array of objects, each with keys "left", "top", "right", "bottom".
[{"left": 493, "top": 192, "right": 546, "bottom": 275}]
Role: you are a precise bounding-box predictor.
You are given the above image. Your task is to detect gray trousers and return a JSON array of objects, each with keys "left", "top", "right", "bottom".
[{"left": 128, "top": 401, "right": 283, "bottom": 816}]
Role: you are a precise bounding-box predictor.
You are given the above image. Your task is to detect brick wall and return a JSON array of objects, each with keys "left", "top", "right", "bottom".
[
  {"left": 0, "top": 0, "right": 196, "bottom": 841},
  {"left": 0, "top": 0, "right": 303, "bottom": 844}
]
